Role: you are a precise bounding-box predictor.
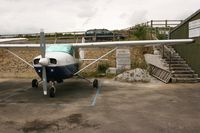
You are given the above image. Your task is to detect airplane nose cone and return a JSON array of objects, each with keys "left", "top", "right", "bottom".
[{"left": 39, "top": 58, "right": 49, "bottom": 66}]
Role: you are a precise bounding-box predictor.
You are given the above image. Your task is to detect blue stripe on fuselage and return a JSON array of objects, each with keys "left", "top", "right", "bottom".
[{"left": 34, "top": 64, "right": 79, "bottom": 82}]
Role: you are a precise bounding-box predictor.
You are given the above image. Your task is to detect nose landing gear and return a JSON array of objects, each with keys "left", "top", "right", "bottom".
[{"left": 31, "top": 79, "right": 56, "bottom": 98}]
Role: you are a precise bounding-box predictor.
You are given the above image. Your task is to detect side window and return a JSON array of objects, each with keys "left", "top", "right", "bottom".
[{"left": 68, "top": 47, "right": 74, "bottom": 56}]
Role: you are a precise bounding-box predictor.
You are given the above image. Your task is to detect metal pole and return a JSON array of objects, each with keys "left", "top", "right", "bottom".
[
  {"left": 150, "top": 20, "right": 153, "bottom": 40},
  {"left": 165, "top": 20, "right": 167, "bottom": 28},
  {"left": 74, "top": 32, "right": 76, "bottom": 43},
  {"left": 151, "top": 20, "right": 153, "bottom": 28},
  {"left": 169, "top": 52, "right": 171, "bottom": 71},
  {"left": 162, "top": 45, "right": 164, "bottom": 58}
]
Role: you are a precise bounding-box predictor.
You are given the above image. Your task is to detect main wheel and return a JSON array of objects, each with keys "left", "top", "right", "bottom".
[
  {"left": 32, "top": 79, "right": 38, "bottom": 88},
  {"left": 93, "top": 79, "right": 98, "bottom": 88},
  {"left": 49, "top": 87, "right": 55, "bottom": 98}
]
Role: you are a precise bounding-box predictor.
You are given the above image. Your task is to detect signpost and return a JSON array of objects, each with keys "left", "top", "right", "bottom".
[
  {"left": 116, "top": 49, "right": 131, "bottom": 69},
  {"left": 189, "top": 19, "right": 200, "bottom": 38}
]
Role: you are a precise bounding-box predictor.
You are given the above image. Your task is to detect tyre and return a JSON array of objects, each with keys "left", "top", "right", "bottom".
[
  {"left": 49, "top": 87, "right": 55, "bottom": 98},
  {"left": 93, "top": 79, "right": 98, "bottom": 88},
  {"left": 32, "top": 79, "right": 38, "bottom": 88}
]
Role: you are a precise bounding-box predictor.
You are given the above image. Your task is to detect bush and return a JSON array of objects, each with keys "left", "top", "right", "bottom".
[
  {"left": 97, "top": 62, "right": 109, "bottom": 73},
  {"left": 133, "top": 25, "right": 148, "bottom": 40},
  {"left": 131, "top": 56, "right": 148, "bottom": 69}
]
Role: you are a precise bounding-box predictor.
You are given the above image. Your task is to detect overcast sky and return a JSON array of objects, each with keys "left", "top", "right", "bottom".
[{"left": 0, "top": 0, "right": 199, "bottom": 34}]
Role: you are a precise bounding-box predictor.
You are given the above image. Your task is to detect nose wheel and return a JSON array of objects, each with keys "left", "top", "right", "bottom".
[
  {"left": 49, "top": 86, "right": 56, "bottom": 97},
  {"left": 49, "top": 81, "right": 56, "bottom": 98}
]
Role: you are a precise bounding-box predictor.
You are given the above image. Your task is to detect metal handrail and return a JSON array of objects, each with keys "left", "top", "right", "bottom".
[{"left": 161, "top": 45, "right": 175, "bottom": 71}]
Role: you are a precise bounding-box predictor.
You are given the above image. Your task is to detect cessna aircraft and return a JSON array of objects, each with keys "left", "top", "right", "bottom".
[{"left": 0, "top": 31, "right": 194, "bottom": 97}]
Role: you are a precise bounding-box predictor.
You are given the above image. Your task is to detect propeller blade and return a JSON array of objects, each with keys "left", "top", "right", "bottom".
[
  {"left": 42, "top": 66, "right": 48, "bottom": 95},
  {"left": 40, "top": 29, "right": 48, "bottom": 95},
  {"left": 40, "top": 29, "right": 46, "bottom": 58}
]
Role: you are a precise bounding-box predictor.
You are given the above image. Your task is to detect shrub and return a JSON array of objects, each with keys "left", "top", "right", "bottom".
[
  {"left": 97, "top": 62, "right": 109, "bottom": 73},
  {"left": 133, "top": 25, "right": 148, "bottom": 40}
]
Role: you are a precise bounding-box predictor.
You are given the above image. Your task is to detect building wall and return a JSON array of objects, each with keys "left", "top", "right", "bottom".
[{"left": 170, "top": 12, "right": 200, "bottom": 75}]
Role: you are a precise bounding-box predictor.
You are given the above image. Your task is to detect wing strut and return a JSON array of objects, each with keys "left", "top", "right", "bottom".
[
  {"left": 74, "top": 47, "right": 117, "bottom": 75},
  {"left": 6, "top": 49, "right": 34, "bottom": 68}
]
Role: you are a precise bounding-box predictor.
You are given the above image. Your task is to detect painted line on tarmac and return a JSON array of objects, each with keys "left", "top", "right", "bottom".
[{"left": 91, "top": 84, "right": 101, "bottom": 106}]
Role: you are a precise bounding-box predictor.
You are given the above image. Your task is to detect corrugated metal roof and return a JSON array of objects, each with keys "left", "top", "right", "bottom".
[{"left": 170, "top": 9, "right": 200, "bottom": 34}]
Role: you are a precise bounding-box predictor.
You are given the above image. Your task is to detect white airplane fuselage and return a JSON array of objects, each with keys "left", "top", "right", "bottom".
[{"left": 33, "top": 50, "right": 79, "bottom": 82}]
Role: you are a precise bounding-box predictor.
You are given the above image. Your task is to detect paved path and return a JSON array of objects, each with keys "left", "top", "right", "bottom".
[{"left": 0, "top": 78, "right": 200, "bottom": 133}]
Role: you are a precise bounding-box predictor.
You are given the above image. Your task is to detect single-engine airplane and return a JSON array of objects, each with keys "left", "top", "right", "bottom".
[{"left": 0, "top": 30, "right": 194, "bottom": 97}]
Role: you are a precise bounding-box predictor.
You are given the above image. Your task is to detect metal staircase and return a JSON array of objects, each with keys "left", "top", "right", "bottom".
[
  {"left": 145, "top": 30, "right": 198, "bottom": 83},
  {"left": 159, "top": 45, "right": 199, "bottom": 83}
]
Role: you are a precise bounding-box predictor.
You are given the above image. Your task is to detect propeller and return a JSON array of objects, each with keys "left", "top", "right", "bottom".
[{"left": 39, "top": 29, "right": 48, "bottom": 95}]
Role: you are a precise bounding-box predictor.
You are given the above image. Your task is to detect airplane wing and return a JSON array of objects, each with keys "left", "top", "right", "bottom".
[
  {"left": 0, "top": 39, "right": 194, "bottom": 48},
  {"left": 0, "top": 38, "right": 27, "bottom": 43},
  {"left": 71, "top": 39, "right": 194, "bottom": 48},
  {"left": 0, "top": 44, "right": 40, "bottom": 48}
]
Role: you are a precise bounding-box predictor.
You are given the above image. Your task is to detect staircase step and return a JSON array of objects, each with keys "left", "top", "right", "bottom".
[
  {"left": 167, "top": 49, "right": 176, "bottom": 53},
  {"left": 165, "top": 58, "right": 184, "bottom": 61},
  {"left": 171, "top": 57, "right": 183, "bottom": 59},
  {"left": 172, "top": 55, "right": 181, "bottom": 58},
  {"left": 172, "top": 74, "right": 198, "bottom": 78},
  {"left": 171, "top": 78, "right": 198, "bottom": 83},
  {"left": 168, "top": 47, "right": 175, "bottom": 50},
  {"left": 163, "top": 55, "right": 180, "bottom": 58},
  {"left": 172, "top": 70, "right": 194, "bottom": 74},
  {"left": 170, "top": 67, "right": 191, "bottom": 70},
  {"left": 174, "top": 53, "right": 179, "bottom": 56},
  {"left": 165, "top": 61, "right": 186, "bottom": 64},
  {"left": 168, "top": 53, "right": 179, "bottom": 56},
  {"left": 170, "top": 64, "right": 189, "bottom": 67}
]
